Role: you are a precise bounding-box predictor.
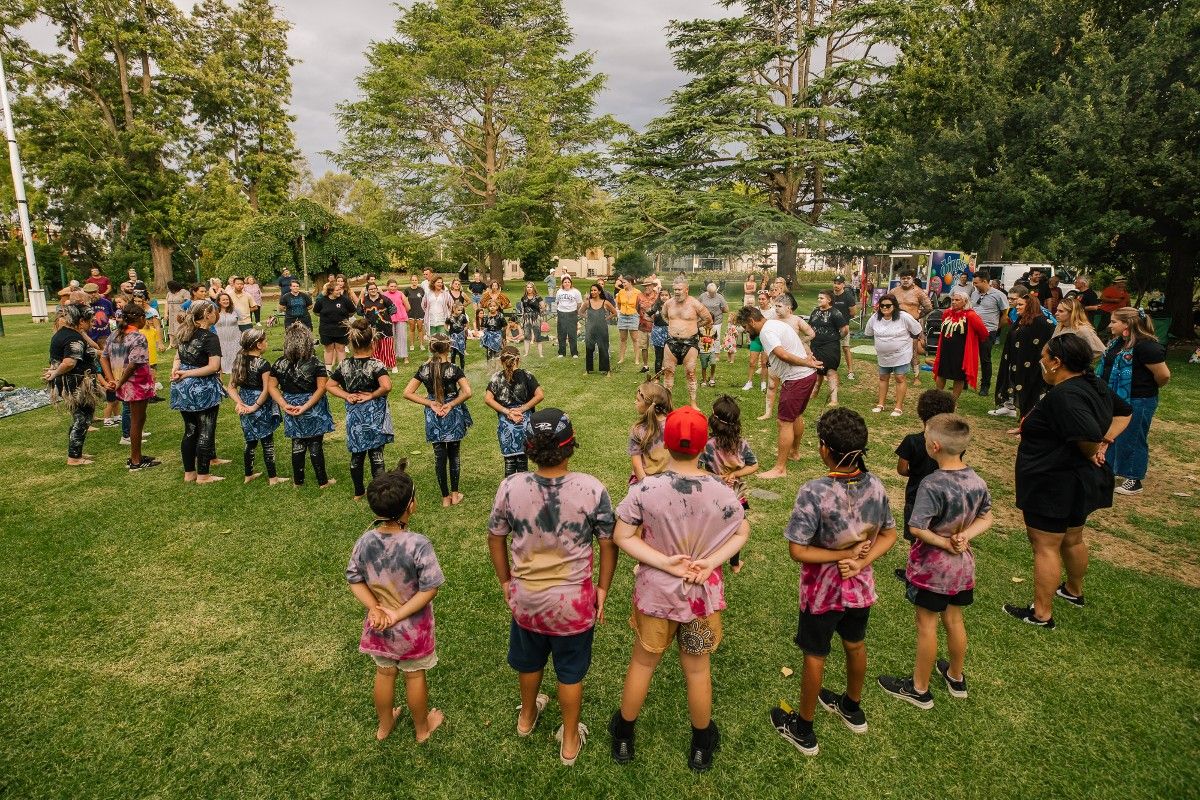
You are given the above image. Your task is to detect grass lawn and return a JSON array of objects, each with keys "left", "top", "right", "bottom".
[{"left": 1, "top": 284, "right": 1198, "bottom": 799}]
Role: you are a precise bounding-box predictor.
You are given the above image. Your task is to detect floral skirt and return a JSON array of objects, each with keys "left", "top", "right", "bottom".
[
  {"left": 170, "top": 375, "right": 224, "bottom": 412},
  {"left": 346, "top": 396, "right": 394, "bottom": 453},
  {"left": 481, "top": 330, "right": 502, "bottom": 353},
  {"left": 450, "top": 330, "right": 467, "bottom": 354},
  {"left": 281, "top": 391, "right": 335, "bottom": 439},
  {"left": 650, "top": 325, "right": 669, "bottom": 348},
  {"left": 424, "top": 401, "right": 472, "bottom": 443},
  {"left": 497, "top": 410, "right": 530, "bottom": 457},
  {"left": 237, "top": 386, "right": 281, "bottom": 442}
]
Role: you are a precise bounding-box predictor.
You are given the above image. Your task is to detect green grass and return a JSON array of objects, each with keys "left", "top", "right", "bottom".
[{"left": 1, "top": 290, "right": 1198, "bottom": 800}]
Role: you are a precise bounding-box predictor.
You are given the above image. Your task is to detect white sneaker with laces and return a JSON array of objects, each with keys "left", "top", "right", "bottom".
[{"left": 742, "top": 381, "right": 753, "bottom": 391}]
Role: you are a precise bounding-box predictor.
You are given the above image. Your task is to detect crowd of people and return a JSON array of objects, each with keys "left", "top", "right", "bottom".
[{"left": 41, "top": 264, "right": 1174, "bottom": 770}]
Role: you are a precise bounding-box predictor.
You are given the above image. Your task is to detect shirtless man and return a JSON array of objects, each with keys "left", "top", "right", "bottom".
[
  {"left": 891, "top": 268, "right": 933, "bottom": 382},
  {"left": 662, "top": 276, "right": 713, "bottom": 408}
]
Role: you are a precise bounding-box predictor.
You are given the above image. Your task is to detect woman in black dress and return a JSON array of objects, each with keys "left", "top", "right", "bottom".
[
  {"left": 312, "top": 279, "right": 355, "bottom": 369},
  {"left": 44, "top": 304, "right": 106, "bottom": 465},
  {"left": 1006, "top": 291, "right": 1056, "bottom": 431},
  {"left": 807, "top": 290, "right": 849, "bottom": 405},
  {"left": 1004, "top": 333, "right": 1131, "bottom": 628},
  {"left": 932, "top": 290, "right": 989, "bottom": 407}
]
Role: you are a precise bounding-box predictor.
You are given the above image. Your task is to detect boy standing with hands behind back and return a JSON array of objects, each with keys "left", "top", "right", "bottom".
[{"left": 878, "top": 413, "right": 992, "bottom": 708}]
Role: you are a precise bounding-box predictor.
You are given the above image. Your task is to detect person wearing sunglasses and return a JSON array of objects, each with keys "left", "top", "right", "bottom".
[{"left": 864, "top": 294, "right": 921, "bottom": 415}]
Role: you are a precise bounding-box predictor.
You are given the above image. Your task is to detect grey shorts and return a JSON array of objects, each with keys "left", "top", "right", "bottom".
[{"left": 370, "top": 650, "right": 439, "bottom": 672}]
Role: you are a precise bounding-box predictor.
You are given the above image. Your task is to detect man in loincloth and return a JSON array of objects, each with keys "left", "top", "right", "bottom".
[
  {"left": 661, "top": 276, "right": 713, "bottom": 408},
  {"left": 892, "top": 268, "right": 933, "bottom": 382}
]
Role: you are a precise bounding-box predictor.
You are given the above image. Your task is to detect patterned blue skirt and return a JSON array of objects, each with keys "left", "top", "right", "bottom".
[
  {"left": 424, "top": 401, "right": 472, "bottom": 443},
  {"left": 281, "top": 391, "right": 335, "bottom": 439},
  {"left": 450, "top": 330, "right": 467, "bottom": 354},
  {"left": 170, "top": 375, "right": 225, "bottom": 412},
  {"left": 497, "top": 410, "right": 530, "bottom": 457},
  {"left": 345, "top": 396, "right": 394, "bottom": 453},
  {"left": 237, "top": 387, "right": 281, "bottom": 442},
  {"left": 650, "top": 325, "right": 669, "bottom": 348},
  {"left": 481, "top": 330, "right": 502, "bottom": 353}
]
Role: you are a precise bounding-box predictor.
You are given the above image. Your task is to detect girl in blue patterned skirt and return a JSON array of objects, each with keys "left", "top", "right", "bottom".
[
  {"left": 483, "top": 346, "right": 544, "bottom": 476},
  {"left": 226, "top": 328, "right": 288, "bottom": 485},
  {"left": 170, "top": 301, "right": 227, "bottom": 484},
  {"left": 268, "top": 322, "right": 336, "bottom": 488},
  {"left": 403, "top": 334, "right": 474, "bottom": 507},
  {"left": 328, "top": 318, "right": 395, "bottom": 499}
]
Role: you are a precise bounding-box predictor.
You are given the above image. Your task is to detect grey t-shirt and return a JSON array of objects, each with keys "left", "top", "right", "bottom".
[
  {"left": 968, "top": 287, "right": 1009, "bottom": 332},
  {"left": 699, "top": 292, "right": 729, "bottom": 326}
]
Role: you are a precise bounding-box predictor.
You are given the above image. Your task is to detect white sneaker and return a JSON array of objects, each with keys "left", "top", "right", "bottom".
[
  {"left": 742, "top": 381, "right": 753, "bottom": 391},
  {"left": 760, "top": 381, "right": 767, "bottom": 391},
  {"left": 103, "top": 418, "right": 120, "bottom": 427},
  {"left": 847, "top": 371, "right": 855, "bottom": 381},
  {"left": 119, "top": 432, "right": 150, "bottom": 445},
  {"left": 558, "top": 355, "right": 564, "bottom": 359},
  {"left": 154, "top": 382, "right": 163, "bottom": 391},
  {"left": 390, "top": 367, "right": 398, "bottom": 374}
]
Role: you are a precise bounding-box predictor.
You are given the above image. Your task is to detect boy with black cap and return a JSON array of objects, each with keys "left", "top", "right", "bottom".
[
  {"left": 488, "top": 408, "right": 618, "bottom": 766},
  {"left": 609, "top": 406, "right": 750, "bottom": 772}
]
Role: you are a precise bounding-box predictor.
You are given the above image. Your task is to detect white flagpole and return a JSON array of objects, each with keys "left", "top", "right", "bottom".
[{"left": 0, "top": 51, "right": 47, "bottom": 322}]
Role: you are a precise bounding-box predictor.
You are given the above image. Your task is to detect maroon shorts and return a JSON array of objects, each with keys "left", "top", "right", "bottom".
[{"left": 778, "top": 373, "right": 818, "bottom": 422}]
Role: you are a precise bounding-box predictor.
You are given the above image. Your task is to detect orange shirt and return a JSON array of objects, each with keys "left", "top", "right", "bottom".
[{"left": 1098, "top": 286, "right": 1129, "bottom": 313}]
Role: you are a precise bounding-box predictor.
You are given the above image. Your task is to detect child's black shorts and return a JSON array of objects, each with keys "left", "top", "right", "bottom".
[
  {"left": 507, "top": 620, "right": 594, "bottom": 685},
  {"left": 794, "top": 607, "right": 870, "bottom": 657},
  {"left": 906, "top": 584, "right": 974, "bottom": 612}
]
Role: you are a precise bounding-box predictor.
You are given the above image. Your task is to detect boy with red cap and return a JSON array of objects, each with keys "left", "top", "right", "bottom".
[{"left": 609, "top": 406, "right": 750, "bottom": 773}]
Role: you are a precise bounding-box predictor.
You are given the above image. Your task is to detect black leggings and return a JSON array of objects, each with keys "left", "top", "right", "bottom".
[
  {"left": 291, "top": 435, "right": 328, "bottom": 486},
  {"left": 654, "top": 345, "right": 664, "bottom": 374},
  {"left": 503, "top": 454, "right": 528, "bottom": 476},
  {"left": 68, "top": 404, "right": 94, "bottom": 458},
  {"left": 181, "top": 407, "right": 219, "bottom": 475},
  {"left": 244, "top": 433, "right": 277, "bottom": 478},
  {"left": 350, "top": 446, "right": 386, "bottom": 496},
  {"left": 432, "top": 440, "right": 462, "bottom": 497},
  {"left": 451, "top": 348, "right": 465, "bottom": 369}
]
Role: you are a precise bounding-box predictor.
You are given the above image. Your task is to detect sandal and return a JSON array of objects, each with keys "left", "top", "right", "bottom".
[
  {"left": 890, "top": 409, "right": 903, "bottom": 417},
  {"left": 516, "top": 692, "right": 549, "bottom": 737},
  {"left": 555, "top": 722, "right": 589, "bottom": 766},
  {"left": 871, "top": 406, "right": 884, "bottom": 413}
]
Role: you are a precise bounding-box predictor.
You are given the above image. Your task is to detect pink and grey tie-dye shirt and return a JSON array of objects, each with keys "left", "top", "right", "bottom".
[
  {"left": 784, "top": 473, "right": 896, "bottom": 614},
  {"left": 616, "top": 471, "right": 745, "bottom": 622},
  {"left": 905, "top": 467, "right": 991, "bottom": 594},
  {"left": 488, "top": 472, "right": 615, "bottom": 636},
  {"left": 346, "top": 529, "right": 445, "bottom": 661}
]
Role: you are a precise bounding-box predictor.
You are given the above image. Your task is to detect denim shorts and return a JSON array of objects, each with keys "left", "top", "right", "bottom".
[{"left": 878, "top": 363, "right": 912, "bottom": 376}]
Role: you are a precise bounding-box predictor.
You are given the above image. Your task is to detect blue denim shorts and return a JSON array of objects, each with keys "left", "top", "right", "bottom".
[{"left": 878, "top": 363, "right": 912, "bottom": 376}]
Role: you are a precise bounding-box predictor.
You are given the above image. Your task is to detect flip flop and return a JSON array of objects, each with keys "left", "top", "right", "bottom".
[
  {"left": 555, "top": 722, "right": 589, "bottom": 766},
  {"left": 516, "top": 692, "right": 549, "bottom": 737}
]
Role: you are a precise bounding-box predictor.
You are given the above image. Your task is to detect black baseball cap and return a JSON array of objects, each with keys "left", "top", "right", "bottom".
[
  {"left": 527, "top": 408, "right": 575, "bottom": 448},
  {"left": 833, "top": 275, "right": 846, "bottom": 283}
]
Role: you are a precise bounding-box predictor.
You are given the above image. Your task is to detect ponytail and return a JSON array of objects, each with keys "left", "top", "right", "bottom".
[
  {"left": 177, "top": 301, "right": 213, "bottom": 343},
  {"left": 500, "top": 345, "right": 520, "bottom": 383},
  {"left": 232, "top": 328, "right": 266, "bottom": 388},
  {"left": 427, "top": 333, "right": 451, "bottom": 402},
  {"left": 347, "top": 316, "right": 375, "bottom": 352}
]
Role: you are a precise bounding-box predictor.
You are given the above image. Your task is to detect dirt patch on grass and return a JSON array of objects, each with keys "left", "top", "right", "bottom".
[{"left": 1086, "top": 529, "right": 1200, "bottom": 589}]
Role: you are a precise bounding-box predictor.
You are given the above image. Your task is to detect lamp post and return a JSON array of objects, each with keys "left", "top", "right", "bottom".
[
  {"left": 0, "top": 52, "right": 45, "bottom": 321},
  {"left": 298, "top": 220, "right": 309, "bottom": 291}
]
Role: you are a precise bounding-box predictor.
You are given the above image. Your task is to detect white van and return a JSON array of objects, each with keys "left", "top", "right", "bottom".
[{"left": 976, "top": 262, "right": 1065, "bottom": 290}]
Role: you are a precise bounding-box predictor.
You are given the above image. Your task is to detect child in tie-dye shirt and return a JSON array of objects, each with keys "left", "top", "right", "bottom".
[
  {"left": 772, "top": 408, "right": 897, "bottom": 757},
  {"left": 878, "top": 413, "right": 992, "bottom": 710},
  {"left": 346, "top": 460, "right": 445, "bottom": 743},
  {"left": 487, "top": 408, "right": 617, "bottom": 766}
]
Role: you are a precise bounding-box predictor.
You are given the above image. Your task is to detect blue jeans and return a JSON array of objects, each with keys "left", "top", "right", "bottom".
[
  {"left": 1109, "top": 395, "right": 1158, "bottom": 481},
  {"left": 121, "top": 402, "right": 131, "bottom": 439}
]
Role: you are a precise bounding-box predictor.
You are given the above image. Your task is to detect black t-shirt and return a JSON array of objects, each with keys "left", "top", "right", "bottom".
[
  {"left": 1067, "top": 288, "right": 1100, "bottom": 309},
  {"left": 312, "top": 295, "right": 355, "bottom": 335},
  {"left": 49, "top": 328, "right": 91, "bottom": 377},
  {"left": 468, "top": 281, "right": 487, "bottom": 295},
  {"left": 404, "top": 287, "right": 426, "bottom": 319},
  {"left": 272, "top": 356, "right": 327, "bottom": 394},
  {"left": 414, "top": 361, "right": 465, "bottom": 401},
  {"left": 1129, "top": 339, "right": 1167, "bottom": 398},
  {"left": 241, "top": 356, "right": 272, "bottom": 391},
  {"left": 520, "top": 296, "right": 542, "bottom": 316},
  {"left": 178, "top": 331, "right": 222, "bottom": 369},
  {"left": 448, "top": 313, "right": 469, "bottom": 335},
  {"left": 809, "top": 307, "right": 848, "bottom": 346},
  {"left": 481, "top": 311, "right": 508, "bottom": 332},
  {"left": 896, "top": 432, "right": 938, "bottom": 515},
  {"left": 331, "top": 356, "right": 388, "bottom": 394},
  {"left": 1015, "top": 374, "right": 1132, "bottom": 516},
  {"left": 828, "top": 288, "right": 855, "bottom": 320},
  {"left": 487, "top": 368, "right": 540, "bottom": 409},
  {"left": 359, "top": 296, "right": 396, "bottom": 336}
]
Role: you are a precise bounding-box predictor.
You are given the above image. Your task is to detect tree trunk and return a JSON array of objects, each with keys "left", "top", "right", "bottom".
[
  {"left": 1165, "top": 235, "right": 1196, "bottom": 340},
  {"left": 984, "top": 229, "right": 1008, "bottom": 261},
  {"left": 488, "top": 251, "right": 504, "bottom": 283},
  {"left": 776, "top": 233, "right": 798, "bottom": 282},
  {"left": 150, "top": 235, "right": 174, "bottom": 292}
]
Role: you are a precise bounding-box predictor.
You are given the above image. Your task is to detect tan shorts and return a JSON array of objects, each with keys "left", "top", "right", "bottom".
[
  {"left": 840, "top": 330, "right": 851, "bottom": 348},
  {"left": 629, "top": 608, "right": 723, "bottom": 655},
  {"left": 370, "top": 651, "right": 439, "bottom": 672}
]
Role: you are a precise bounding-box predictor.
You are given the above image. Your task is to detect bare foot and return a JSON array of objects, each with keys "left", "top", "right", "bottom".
[
  {"left": 210, "top": 458, "right": 232, "bottom": 467},
  {"left": 755, "top": 412, "right": 772, "bottom": 421},
  {"left": 376, "top": 706, "right": 404, "bottom": 741},
  {"left": 450, "top": 492, "right": 465, "bottom": 506},
  {"left": 184, "top": 472, "right": 197, "bottom": 482},
  {"left": 195, "top": 475, "right": 225, "bottom": 484},
  {"left": 826, "top": 396, "right": 839, "bottom": 407},
  {"left": 415, "top": 708, "right": 445, "bottom": 743},
  {"left": 244, "top": 473, "right": 262, "bottom": 484},
  {"left": 442, "top": 496, "right": 452, "bottom": 508},
  {"left": 66, "top": 458, "right": 93, "bottom": 466},
  {"left": 789, "top": 449, "right": 801, "bottom": 461},
  {"left": 731, "top": 563, "right": 744, "bottom": 574},
  {"left": 87, "top": 426, "right": 98, "bottom": 433},
  {"left": 319, "top": 478, "right": 337, "bottom": 489},
  {"left": 1006, "top": 427, "right": 1021, "bottom": 436},
  {"left": 353, "top": 494, "right": 365, "bottom": 501},
  {"left": 758, "top": 468, "right": 788, "bottom": 480},
  {"left": 268, "top": 477, "right": 290, "bottom": 486}
]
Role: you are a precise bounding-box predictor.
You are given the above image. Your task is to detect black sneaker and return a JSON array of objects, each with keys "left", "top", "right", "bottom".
[
  {"left": 608, "top": 711, "right": 634, "bottom": 764},
  {"left": 977, "top": 386, "right": 989, "bottom": 396},
  {"left": 1055, "top": 583, "right": 1085, "bottom": 608},
  {"left": 893, "top": 567, "right": 908, "bottom": 584},
  {"left": 769, "top": 706, "right": 818, "bottom": 756},
  {"left": 876, "top": 675, "right": 934, "bottom": 709},
  {"left": 127, "top": 456, "right": 162, "bottom": 471},
  {"left": 1002, "top": 603, "right": 1055, "bottom": 629},
  {"left": 936, "top": 660, "right": 968, "bottom": 698},
  {"left": 1114, "top": 478, "right": 1143, "bottom": 495},
  {"left": 687, "top": 722, "right": 720, "bottom": 772},
  {"left": 818, "top": 688, "right": 868, "bottom": 733}
]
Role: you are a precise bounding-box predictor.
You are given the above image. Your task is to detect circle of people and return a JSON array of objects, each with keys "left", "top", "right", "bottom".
[{"left": 42, "top": 264, "right": 1169, "bottom": 769}]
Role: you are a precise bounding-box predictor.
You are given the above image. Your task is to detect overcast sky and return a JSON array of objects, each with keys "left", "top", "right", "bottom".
[{"left": 287, "top": 0, "right": 726, "bottom": 174}]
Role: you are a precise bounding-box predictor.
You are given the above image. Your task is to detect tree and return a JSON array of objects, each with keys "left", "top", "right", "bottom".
[
  {"left": 613, "top": 0, "right": 895, "bottom": 281},
  {"left": 336, "top": 0, "right": 617, "bottom": 281}
]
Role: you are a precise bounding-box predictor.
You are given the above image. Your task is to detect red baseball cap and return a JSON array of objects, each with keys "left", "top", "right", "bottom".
[{"left": 663, "top": 407, "right": 708, "bottom": 456}]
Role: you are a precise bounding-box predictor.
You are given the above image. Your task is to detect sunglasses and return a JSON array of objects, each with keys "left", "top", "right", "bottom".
[{"left": 878, "top": 303, "right": 895, "bottom": 309}]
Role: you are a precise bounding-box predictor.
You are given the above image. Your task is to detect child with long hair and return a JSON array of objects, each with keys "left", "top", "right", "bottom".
[
  {"left": 484, "top": 346, "right": 545, "bottom": 476},
  {"left": 346, "top": 460, "right": 446, "bottom": 742},
  {"left": 447, "top": 302, "right": 469, "bottom": 370},
  {"left": 403, "top": 334, "right": 473, "bottom": 507},
  {"left": 480, "top": 300, "right": 507, "bottom": 362},
  {"left": 268, "top": 322, "right": 336, "bottom": 488},
  {"left": 170, "top": 300, "right": 227, "bottom": 484},
  {"left": 101, "top": 302, "right": 160, "bottom": 470},
  {"left": 226, "top": 328, "right": 287, "bottom": 485},
  {"left": 627, "top": 380, "right": 673, "bottom": 484},
  {"left": 698, "top": 395, "right": 760, "bottom": 572},
  {"left": 327, "top": 319, "right": 395, "bottom": 499}
]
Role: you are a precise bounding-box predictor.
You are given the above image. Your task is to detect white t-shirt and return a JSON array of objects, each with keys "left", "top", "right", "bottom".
[
  {"left": 865, "top": 311, "right": 922, "bottom": 368},
  {"left": 555, "top": 288, "right": 583, "bottom": 313},
  {"left": 758, "top": 319, "right": 814, "bottom": 381}
]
